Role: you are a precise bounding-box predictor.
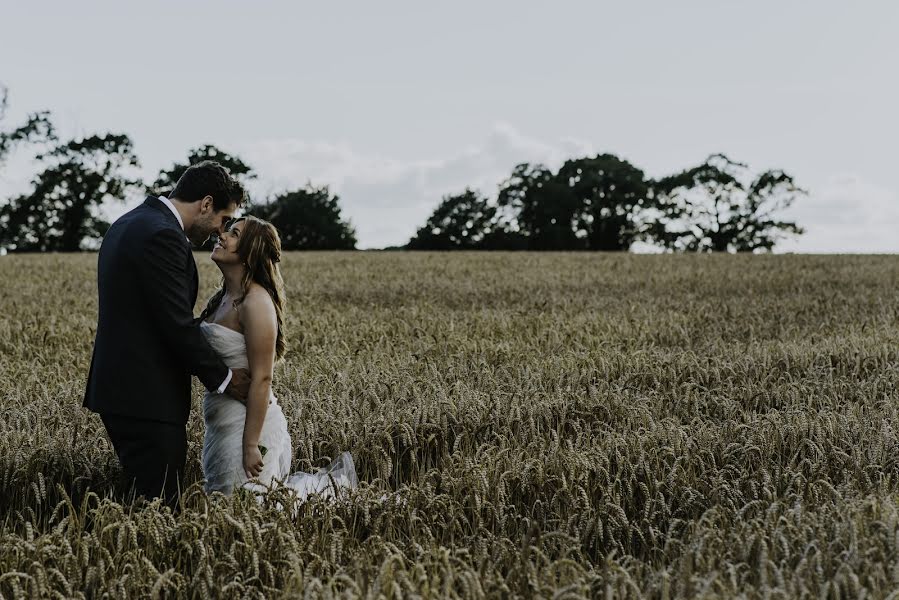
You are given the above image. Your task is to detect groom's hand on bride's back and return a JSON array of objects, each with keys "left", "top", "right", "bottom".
[{"left": 225, "top": 369, "right": 252, "bottom": 403}]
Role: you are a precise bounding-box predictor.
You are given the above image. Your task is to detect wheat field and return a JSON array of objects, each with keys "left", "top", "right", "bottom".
[{"left": 1, "top": 252, "right": 898, "bottom": 599}]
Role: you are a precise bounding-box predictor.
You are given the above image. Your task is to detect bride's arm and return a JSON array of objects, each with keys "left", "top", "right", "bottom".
[{"left": 240, "top": 290, "right": 278, "bottom": 479}]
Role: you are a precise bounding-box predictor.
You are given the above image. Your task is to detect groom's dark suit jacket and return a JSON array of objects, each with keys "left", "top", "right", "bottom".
[{"left": 84, "top": 196, "right": 229, "bottom": 425}]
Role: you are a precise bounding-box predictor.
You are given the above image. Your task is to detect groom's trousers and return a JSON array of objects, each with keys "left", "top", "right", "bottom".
[{"left": 101, "top": 414, "right": 187, "bottom": 508}]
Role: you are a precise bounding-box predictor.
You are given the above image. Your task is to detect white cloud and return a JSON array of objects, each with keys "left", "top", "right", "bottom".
[
  {"left": 239, "top": 123, "right": 595, "bottom": 249},
  {"left": 778, "top": 174, "right": 899, "bottom": 253}
]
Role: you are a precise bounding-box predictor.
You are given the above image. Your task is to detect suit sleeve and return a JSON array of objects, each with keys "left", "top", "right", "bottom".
[{"left": 138, "top": 228, "right": 230, "bottom": 391}]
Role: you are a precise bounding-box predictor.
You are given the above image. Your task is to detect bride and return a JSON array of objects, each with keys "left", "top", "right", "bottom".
[{"left": 198, "top": 215, "right": 357, "bottom": 498}]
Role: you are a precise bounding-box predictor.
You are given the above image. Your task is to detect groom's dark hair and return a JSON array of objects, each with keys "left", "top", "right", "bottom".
[{"left": 171, "top": 161, "right": 246, "bottom": 211}]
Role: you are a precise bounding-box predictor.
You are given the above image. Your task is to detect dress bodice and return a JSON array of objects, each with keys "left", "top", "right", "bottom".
[{"left": 200, "top": 322, "right": 248, "bottom": 370}]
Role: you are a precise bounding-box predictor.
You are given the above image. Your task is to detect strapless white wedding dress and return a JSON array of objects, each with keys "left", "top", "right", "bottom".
[{"left": 200, "top": 322, "right": 357, "bottom": 499}]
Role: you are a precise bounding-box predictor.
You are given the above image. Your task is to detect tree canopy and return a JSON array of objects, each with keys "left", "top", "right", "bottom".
[
  {"left": 557, "top": 155, "right": 651, "bottom": 251},
  {"left": 0, "top": 134, "right": 140, "bottom": 252},
  {"left": 410, "top": 153, "right": 803, "bottom": 253},
  {"left": 408, "top": 189, "right": 499, "bottom": 250},
  {"left": 0, "top": 85, "right": 55, "bottom": 167},
  {"left": 653, "top": 153, "right": 805, "bottom": 252},
  {"left": 249, "top": 185, "right": 357, "bottom": 250},
  {"left": 150, "top": 144, "right": 256, "bottom": 197}
]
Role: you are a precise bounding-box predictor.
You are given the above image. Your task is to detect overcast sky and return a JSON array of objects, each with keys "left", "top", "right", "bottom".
[{"left": 1, "top": 1, "right": 896, "bottom": 250}]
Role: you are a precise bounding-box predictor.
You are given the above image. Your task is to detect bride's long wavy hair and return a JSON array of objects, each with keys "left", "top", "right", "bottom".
[{"left": 199, "top": 216, "right": 287, "bottom": 360}]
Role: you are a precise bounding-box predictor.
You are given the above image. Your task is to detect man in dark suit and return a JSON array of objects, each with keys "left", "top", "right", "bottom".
[{"left": 84, "top": 160, "right": 251, "bottom": 507}]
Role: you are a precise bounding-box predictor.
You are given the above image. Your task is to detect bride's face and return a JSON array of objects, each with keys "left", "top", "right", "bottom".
[{"left": 210, "top": 221, "right": 243, "bottom": 266}]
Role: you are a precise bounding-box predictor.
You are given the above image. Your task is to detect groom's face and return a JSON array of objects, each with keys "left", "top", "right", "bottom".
[{"left": 188, "top": 198, "right": 238, "bottom": 246}]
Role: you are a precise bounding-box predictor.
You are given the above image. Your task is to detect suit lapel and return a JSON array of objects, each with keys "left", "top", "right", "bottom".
[
  {"left": 145, "top": 196, "right": 197, "bottom": 303},
  {"left": 144, "top": 195, "right": 199, "bottom": 307}
]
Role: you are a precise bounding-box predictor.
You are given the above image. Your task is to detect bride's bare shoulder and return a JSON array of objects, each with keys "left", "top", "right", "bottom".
[{"left": 239, "top": 284, "right": 276, "bottom": 318}]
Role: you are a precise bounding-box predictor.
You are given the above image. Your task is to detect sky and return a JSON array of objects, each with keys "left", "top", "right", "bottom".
[{"left": 0, "top": 1, "right": 897, "bottom": 251}]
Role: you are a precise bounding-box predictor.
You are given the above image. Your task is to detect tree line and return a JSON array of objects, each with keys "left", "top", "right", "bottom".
[
  {"left": 0, "top": 87, "right": 805, "bottom": 253},
  {"left": 408, "top": 155, "right": 805, "bottom": 252}
]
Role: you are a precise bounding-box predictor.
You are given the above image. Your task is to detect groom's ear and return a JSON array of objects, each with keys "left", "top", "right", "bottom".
[{"left": 200, "top": 195, "right": 214, "bottom": 214}]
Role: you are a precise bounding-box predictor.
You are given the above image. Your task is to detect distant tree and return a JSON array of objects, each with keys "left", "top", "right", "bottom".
[
  {"left": 249, "top": 185, "right": 356, "bottom": 250},
  {"left": 497, "top": 163, "right": 583, "bottom": 250},
  {"left": 496, "top": 157, "right": 652, "bottom": 251},
  {"left": 653, "top": 153, "right": 806, "bottom": 252},
  {"left": 558, "top": 154, "right": 651, "bottom": 251},
  {"left": 150, "top": 144, "right": 255, "bottom": 197},
  {"left": 0, "top": 134, "right": 141, "bottom": 252},
  {"left": 0, "top": 85, "right": 55, "bottom": 167},
  {"left": 408, "top": 189, "right": 499, "bottom": 250}
]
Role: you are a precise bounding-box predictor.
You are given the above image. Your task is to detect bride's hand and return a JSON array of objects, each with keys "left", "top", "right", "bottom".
[
  {"left": 243, "top": 443, "right": 264, "bottom": 479},
  {"left": 226, "top": 369, "right": 252, "bottom": 404}
]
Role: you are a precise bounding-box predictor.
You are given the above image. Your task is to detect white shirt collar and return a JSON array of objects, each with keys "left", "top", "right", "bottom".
[{"left": 158, "top": 196, "right": 185, "bottom": 231}]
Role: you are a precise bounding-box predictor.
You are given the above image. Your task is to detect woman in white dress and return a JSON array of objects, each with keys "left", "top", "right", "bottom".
[{"left": 198, "top": 216, "right": 357, "bottom": 499}]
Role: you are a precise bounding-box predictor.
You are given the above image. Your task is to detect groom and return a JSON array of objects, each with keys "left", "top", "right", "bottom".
[{"left": 84, "top": 160, "right": 251, "bottom": 507}]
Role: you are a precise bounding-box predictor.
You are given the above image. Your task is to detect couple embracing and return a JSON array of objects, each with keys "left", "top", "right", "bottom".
[{"left": 83, "top": 161, "right": 356, "bottom": 507}]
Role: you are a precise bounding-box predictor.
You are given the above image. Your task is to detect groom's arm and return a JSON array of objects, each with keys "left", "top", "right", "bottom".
[{"left": 138, "top": 228, "right": 231, "bottom": 392}]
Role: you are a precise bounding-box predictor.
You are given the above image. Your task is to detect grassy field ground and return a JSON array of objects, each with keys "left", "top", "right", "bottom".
[{"left": 1, "top": 252, "right": 898, "bottom": 598}]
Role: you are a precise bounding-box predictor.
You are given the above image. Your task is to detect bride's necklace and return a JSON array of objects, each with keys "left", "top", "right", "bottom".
[{"left": 213, "top": 291, "right": 238, "bottom": 322}]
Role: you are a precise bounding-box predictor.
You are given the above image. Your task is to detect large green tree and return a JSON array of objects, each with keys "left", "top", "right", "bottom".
[
  {"left": 150, "top": 144, "right": 256, "bottom": 197},
  {"left": 558, "top": 154, "right": 651, "bottom": 251},
  {"left": 408, "top": 189, "right": 497, "bottom": 250},
  {"left": 496, "top": 156, "right": 652, "bottom": 251},
  {"left": 249, "top": 185, "right": 356, "bottom": 250},
  {"left": 497, "top": 163, "right": 583, "bottom": 250},
  {"left": 653, "top": 154, "right": 805, "bottom": 252},
  {"left": 0, "top": 134, "right": 141, "bottom": 252}
]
